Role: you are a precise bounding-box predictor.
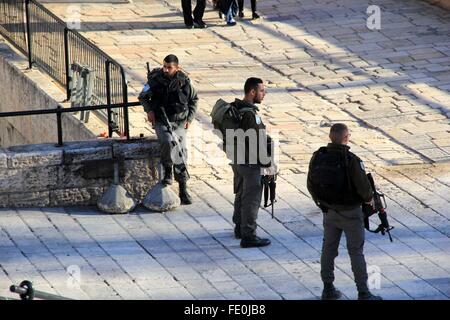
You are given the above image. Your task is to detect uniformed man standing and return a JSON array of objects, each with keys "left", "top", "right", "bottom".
[
  {"left": 138, "top": 54, "right": 198, "bottom": 205},
  {"left": 307, "top": 123, "right": 382, "bottom": 300},
  {"left": 230, "top": 77, "right": 275, "bottom": 248}
]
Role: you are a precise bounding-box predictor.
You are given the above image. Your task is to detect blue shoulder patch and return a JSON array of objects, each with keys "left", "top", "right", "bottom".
[
  {"left": 359, "top": 161, "right": 365, "bottom": 171},
  {"left": 142, "top": 83, "right": 150, "bottom": 93}
]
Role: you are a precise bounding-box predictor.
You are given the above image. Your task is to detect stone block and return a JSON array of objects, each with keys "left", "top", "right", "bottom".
[
  {"left": 0, "top": 194, "right": 9, "bottom": 207},
  {"left": 22, "top": 166, "right": 58, "bottom": 191},
  {"left": 112, "top": 139, "right": 160, "bottom": 160},
  {"left": 9, "top": 191, "right": 50, "bottom": 207},
  {"left": 49, "top": 187, "right": 106, "bottom": 206},
  {"left": 122, "top": 158, "right": 159, "bottom": 201},
  {"left": 63, "top": 146, "right": 112, "bottom": 165},
  {"left": 0, "top": 168, "right": 23, "bottom": 192},
  {"left": 8, "top": 149, "right": 63, "bottom": 169},
  {"left": 0, "top": 149, "right": 7, "bottom": 169},
  {"left": 57, "top": 164, "right": 111, "bottom": 189}
]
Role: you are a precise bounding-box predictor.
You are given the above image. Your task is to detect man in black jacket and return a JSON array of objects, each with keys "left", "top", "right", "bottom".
[
  {"left": 230, "top": 77, "right": 275, "bottom": 248},
  {"left": 138, "top": 54, "right": 198, "bottom": 204},
  {"left": 307, "top": 123, "right": 382, "bottom": 300}
]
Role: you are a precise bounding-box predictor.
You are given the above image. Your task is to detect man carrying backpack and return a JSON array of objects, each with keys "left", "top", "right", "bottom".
[
  {"left": 307, "top": 123, "right": 382, "bottom": 300},
  {"left": 213, "top": 77, "right": 275, "bottom": 248},
  {"left": 138, "top": 54, "right": 198, "bottom": 205}
]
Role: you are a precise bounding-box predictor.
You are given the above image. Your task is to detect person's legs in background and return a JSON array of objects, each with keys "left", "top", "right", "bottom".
[
  {"left": 193, "top": 0, "right": 207, "bottom": 28},
  {"left": 181, "top": 0, "right": 194, "bottom": 27},
  {"left": 238, "top": 0, "right": 260, "bottom": 19},
  {"left": 226, "top": 0, "right": 237, "bottom": 25}
]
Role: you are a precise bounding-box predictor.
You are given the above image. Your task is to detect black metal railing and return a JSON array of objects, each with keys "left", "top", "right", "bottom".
[
  {"left": 0, "top": 101, "right": 140, "bottom": 146},
  {"left": 0, "top": 0, "right": 131, "bottom": 139},
  {"left": 0, "top": 0, "right": 27, "bottom": 55}
]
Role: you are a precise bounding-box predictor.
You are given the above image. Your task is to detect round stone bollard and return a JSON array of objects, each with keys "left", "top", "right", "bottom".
[
  {"left": 97, "top": 183, "right": 137, "bottom": 214},
  {"left": 142, "top": 182, "right": 180, "bottom": 212}
]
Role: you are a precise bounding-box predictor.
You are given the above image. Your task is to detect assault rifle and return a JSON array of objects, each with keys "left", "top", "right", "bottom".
[
  {"left": 362, "top": 173, "right": 394, "bottom": 242},
  {"left": 262, "top": 174, "right": 276, "bottom": 219}
]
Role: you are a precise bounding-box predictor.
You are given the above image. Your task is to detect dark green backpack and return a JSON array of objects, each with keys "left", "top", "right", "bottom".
[{"left": 210, "top": 99, "right": 253, "bottom": 153}]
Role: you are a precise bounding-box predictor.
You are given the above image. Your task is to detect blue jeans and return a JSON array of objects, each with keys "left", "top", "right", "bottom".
[{"left": 226, "top": 0, "right": 238, "bottom": 22}]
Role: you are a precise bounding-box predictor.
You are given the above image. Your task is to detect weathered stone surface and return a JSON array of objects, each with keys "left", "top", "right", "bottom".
[
  {"left": 57, "top": 164, "right": 111, "bottom": 189},
  {"left": 113, "top": 139, "right": 160, "bottom": 160},
  {"left": 0, "top": 138, "right": 160, "bottom": 207},
  {"left": 0, "top": 149, "right": 7, "bottom": 169},
  {"left": 22, "top": 166, "right": 58, "bottom": 191},
  {"left": 8, "top": 150, "right": 63, "bottom": 168},
  {"left": 9, "top": 191, "right": 50, "bottom": 207},
  {"left": 0, "top": 169, "right": 23, "bottom": 192},
  {"left": 49, "top": 187, "right": 106, "bottom": 206},
  {"left": 122, "top": 158, "right": 159, "bottom": 201},
  {"left": 63, "top": 147, "right": 112, "bottom": 165},
  {"left": 0, "top": 194, "right": 9, "bottom": 207}
]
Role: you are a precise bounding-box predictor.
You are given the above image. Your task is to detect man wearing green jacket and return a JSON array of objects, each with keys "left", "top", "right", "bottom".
[
  {"left": 139, "top": 54, "right": 198, "bottom": 204},
  {"left": 230, "top": 77, "right": 275, "bottom": 248}
]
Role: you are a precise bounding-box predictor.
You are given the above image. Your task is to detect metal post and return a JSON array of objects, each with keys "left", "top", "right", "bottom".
[
  {"left": 56, "top": 105, "right": 63, "bottom": 146},
  {"left": 120, "top": 66, "right": 130, "bottom": 140},
  {"left": 25, "top": 0, "right": 32, "bottom": 69},
  {"left": 64, "top": 28, "right": 70, "bottom": 101},
  {"left": 105, "top": 60, "right": 113, "bottom": 138}
]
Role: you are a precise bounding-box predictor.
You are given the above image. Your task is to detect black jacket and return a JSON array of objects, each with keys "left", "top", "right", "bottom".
[
  {"left": 307, "top": 143, "right": 373, "bottom": 211},
  {"left": 232, "top": 98, "right": 273, "bottom": 168},
  {"left": 139, "top": 68, "right": 198, "bottom": 124}
]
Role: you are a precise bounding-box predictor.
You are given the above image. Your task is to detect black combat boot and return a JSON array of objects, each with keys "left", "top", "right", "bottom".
[
  {"left": 358, "top": 291, "right": 383, "bottom": 300},
  {"left": 240, "top": 236, "right": 271, "bottom": 248},
  {"left": 234, "top": 225, "right": 241, "bottom": 239},
  {"left": 162, "top": 166, "right": 173, "bottom": 185},
  {"left": 179, "top": 181, "right": 192, "bottom": 205},
  {"left": 321, "top": 283, "right": 342, "bottom": 300}
]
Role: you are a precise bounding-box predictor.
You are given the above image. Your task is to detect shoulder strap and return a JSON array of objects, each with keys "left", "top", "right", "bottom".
[
  {"left": 318, "top": 146, "right": 328, "bottom": 153},
  {"left": 343, "top": 148, "right": 354, "bottom": 195}
]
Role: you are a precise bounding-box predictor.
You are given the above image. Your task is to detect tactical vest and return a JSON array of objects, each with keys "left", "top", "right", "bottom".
[
  {"left": 309, "top": 147, "right": 360, "bottom": 206},
  {"left": 148, "top": 69, "right": 190, "bottom": 118}
]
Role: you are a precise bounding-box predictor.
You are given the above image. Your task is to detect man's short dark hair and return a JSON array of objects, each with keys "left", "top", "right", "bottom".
[
  {"left": 244, "top": 77, "right": 263, "bottom": 94},
  {"left": 164, "top": 54, "right": 179, "bottom": 65},
  {"left": 330, "top": 123, "right": 348, "bottom": 143}
]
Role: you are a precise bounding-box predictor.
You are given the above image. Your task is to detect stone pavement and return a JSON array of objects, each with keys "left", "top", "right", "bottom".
[{"left": 1, "top": 0, "right": 450, "bottom": 299}]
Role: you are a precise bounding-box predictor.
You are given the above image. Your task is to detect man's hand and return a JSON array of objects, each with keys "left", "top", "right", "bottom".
[
  {"left": 147, "top": 111, "right": 155, "bottom": 127},
  {"left": 262, "top": 164, "right": 278, "bottom": 177}
]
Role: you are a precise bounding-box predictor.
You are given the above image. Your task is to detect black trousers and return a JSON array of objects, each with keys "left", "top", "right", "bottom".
[
  {"left": 238, "top": 0, "right": 256, "bottom": 13},
  {"left": 181, "top": 0, "right": 206, "bottom": 25}
]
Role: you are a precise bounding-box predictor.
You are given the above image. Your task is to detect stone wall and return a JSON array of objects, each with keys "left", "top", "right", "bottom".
[
  {"left": 0, "top": 40, "right": 100, "bottom": 147},
  {"left": 0, "top": 139, "right": 161, "bottom": 207}
]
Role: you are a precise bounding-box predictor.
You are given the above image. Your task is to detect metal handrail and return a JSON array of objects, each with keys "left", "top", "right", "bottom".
[
  {"left": 0, "top": 0, "right": 131, "bottom": 139},
  {"left": 0, "top": 101, "right": 140, "bottom": 146}
]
